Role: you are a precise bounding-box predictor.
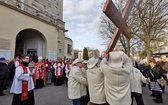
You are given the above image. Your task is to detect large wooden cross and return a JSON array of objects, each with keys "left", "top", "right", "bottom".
[{"left": 103, "top": 0, "right": 135, "bottom": 52}]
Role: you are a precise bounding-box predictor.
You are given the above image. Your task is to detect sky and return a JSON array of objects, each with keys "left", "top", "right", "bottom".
[{"left": 63, "top": 0, "right": 106, "bottom": 52}]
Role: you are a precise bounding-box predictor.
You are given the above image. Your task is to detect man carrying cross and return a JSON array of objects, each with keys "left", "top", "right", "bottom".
[
  {"left": 99, "top": 0, "right": 135, "bottom": 105},
  {"left": 100, "top": 48, "right": 133, "bottom": 105}
]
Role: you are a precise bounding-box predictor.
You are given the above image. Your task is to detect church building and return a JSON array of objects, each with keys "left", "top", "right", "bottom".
[{"left": 0, "top": 0, "right": 73, "bottom": 60}]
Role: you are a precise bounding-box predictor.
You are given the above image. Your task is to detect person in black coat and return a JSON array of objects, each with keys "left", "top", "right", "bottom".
[
  {"left": 147, "top": 59, "right": 167, "bottom": 103},
  {"left": 0, "top": 57, "right": 9, "bottom": 96},
  {"left": 7, "top": 60, "right": 16, "bottom": 86},
  {"left": 139, "top": 60, "right": 148, "bottom": 86}
]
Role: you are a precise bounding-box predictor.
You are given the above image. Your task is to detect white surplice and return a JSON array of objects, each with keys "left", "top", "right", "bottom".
[{"left": 10, "top": 66, "right": 34, "bottom": 94}]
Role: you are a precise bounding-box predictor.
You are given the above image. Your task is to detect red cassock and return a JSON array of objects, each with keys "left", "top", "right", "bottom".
[{"left": 33, "top": 62, "right": 46, "bottom": 85}]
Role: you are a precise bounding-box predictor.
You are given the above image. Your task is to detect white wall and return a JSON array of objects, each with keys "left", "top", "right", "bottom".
[{"left": 24, "top": 31, "right": 45, "bottom": 56}]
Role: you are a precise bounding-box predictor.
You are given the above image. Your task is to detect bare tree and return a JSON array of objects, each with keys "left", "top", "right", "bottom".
[
  {"left": 99, "top": 0, "right": 140, "bottom": 56},
  {"left": 99, "top": 14, "right": 115, "bottom": 44},
  {"left": 99, "top": 0, "right": 168, "bottom": 61},
  {"left": 130, "top": 0, "right": 168, "bottom": 61}
]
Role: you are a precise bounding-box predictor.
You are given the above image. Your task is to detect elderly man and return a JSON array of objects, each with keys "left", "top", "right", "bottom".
[
  {"left": 65, "top": 60, "right": 72, "bottom": 87},
  {"left": 87, "top": 57, "right": 106, "bottom": 105},
  {"left": 68, "top": 58, "right": 88, "bottom": 105},
  {"left": 10, "top": 55, "right": 35, "bottom": 105},
  {"left": 100, "top": 51, "right": 132, "bottom": 105},
  {"left": 81, "top": 60, "right": 88, "bottom": 78},
  {"left": 81, "top": 60, "right": 88, "bottom": 105},
  {"left": 130, "top": 67, "right": 148, "bottom": 105},
  {"left": 0, "top": 57, "right": 8, "bottom": 96},
  {"left": 81, "top": 60, "right": 88, "bottom": 95}
]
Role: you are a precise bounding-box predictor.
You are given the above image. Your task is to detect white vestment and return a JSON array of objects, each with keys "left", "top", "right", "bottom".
[{"left": 10, "top": 66, "right": 34, "bottom": 94}]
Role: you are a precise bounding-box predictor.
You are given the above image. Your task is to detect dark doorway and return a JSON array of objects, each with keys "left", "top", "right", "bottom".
[{"left": 15, "top": 29, "right": 46, "bottom": 57}]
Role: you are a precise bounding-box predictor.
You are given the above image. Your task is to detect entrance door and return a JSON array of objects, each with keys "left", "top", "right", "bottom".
[
  {"left": 27, "top": 49, "right": 37, "bottom": 55},
  {"left": 15, "top": 29, "right": 46, "bottom": 57}
]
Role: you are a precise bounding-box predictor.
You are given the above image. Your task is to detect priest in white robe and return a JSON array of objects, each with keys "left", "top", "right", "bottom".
[{"left": 10, "top": 55, "right": 35, "bottom": 105}]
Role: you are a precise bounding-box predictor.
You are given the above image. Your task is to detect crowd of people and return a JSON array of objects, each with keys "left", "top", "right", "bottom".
[
  {"left": 0, "top": 54, "right": 73, "bottom": 105},
  {"left": 0, "top": 49, "right": 168, "bottom": 105},
  {"left": 67, "top": 50, "right": 168, "bottom": 105}
]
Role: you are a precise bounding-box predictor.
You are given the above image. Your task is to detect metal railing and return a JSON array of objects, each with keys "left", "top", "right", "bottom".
[{"left": 0, "top": 0, "right": 57, "bottom": 25}]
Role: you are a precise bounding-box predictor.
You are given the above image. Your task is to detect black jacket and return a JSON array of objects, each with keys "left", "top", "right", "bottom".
[
  {"left": 0, "top": 62, "right": 9, "bottom": 79},
  {"left": 147, "top": 64, "right": 167, "bottom": 82}
]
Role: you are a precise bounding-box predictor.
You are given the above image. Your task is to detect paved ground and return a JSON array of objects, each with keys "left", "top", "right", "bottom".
[
  {"left": 0, "top": 84, "right": 71, "bottom": 105},
  {"left": 137, "top": 86, "right": 168, "bottom": 105},
  {"left": 0, "top": 84, "right": 168, "bottom": 105}
]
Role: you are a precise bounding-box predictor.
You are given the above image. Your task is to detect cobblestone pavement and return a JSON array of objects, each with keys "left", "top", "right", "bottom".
[{"left": 0, "top": 84, "right": 168, "bottom": 105}]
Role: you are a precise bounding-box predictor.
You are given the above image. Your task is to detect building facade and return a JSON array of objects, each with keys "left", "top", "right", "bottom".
[
  {"left": 64, "top": 36, "right": 74, "bottom": 60},
  {"left": 73, "top": 49, "right": 81, "bottom": 59},
  {"left": 0, "top": 0, "right": 73, "bottom": 60}
]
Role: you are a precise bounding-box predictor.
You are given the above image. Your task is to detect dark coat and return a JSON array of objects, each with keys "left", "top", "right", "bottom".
[
  {"left": 147, "top": 64, "right": 167, "bottom": 82},
  {"left": 0, "top": 62, "right": 9, "bottom": 79},
  {"left": 8, "top": 61, "right": 15, "bottom": 79},
  {"left": 139, "top": 64, "right": 148, "bottom": 77},
  {"left": 159, "top": 61, "right": 168, "bottom": 72}
]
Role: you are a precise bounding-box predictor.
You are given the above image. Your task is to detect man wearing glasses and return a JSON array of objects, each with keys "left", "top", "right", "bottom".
[{"left": 10, "top": 55, "right": 35, "bottom": 105}]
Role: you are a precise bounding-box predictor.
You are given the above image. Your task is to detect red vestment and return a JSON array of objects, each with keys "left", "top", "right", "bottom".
[
  {"left": 20, "top": 64, "right": 28, "bottom": 101},
  {"left": 33, "top": 62, "right": 46, "bottom": 85}
]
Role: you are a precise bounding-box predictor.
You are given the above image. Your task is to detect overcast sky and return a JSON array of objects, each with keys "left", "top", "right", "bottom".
[{"left": 63, "top": 0, "right": 106, "bottom": 52}]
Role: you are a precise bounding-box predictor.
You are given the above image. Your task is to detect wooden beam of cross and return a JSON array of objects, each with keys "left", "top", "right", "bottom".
[{"left": 103, "top": 0, "right": 135, "bottom": 52}]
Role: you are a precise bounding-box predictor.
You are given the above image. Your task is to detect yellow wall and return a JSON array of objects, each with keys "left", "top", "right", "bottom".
[{"left": 0, "top": 4, "right": 58, "bottom": 59}]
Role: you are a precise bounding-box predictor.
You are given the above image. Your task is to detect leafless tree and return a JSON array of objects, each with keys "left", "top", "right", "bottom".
[
  {"left": 99, "top": 0, "right": 140, "bottom": 56},
  {"left": 99, "top": 0, "right": 168, "bottom": 61},
  {"left": 130, "top": 0, "right": 168, "bottom": 61}
]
